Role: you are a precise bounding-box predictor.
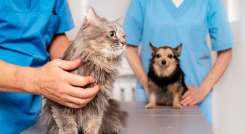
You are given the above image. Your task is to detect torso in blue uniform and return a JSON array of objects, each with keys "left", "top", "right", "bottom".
[
  {"left": 0, "top": 0, "right": 74, "bottom": 133},
  {"left": 124, "top": 0, "right": 233, "bottom": 124}
]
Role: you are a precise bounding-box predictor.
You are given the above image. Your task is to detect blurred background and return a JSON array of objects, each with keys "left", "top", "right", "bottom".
[{"left": 67, "top": 0, "right": 245, "bottom": 134}]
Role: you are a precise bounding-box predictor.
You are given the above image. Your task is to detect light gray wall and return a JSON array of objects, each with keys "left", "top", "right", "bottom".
[
  {"left": 212, "top": 1, "right": 245, "bottom": 134},
  {"left": 67, "top": 0, "right": 87, "bottom": 40},
  {"left": 89, "top": 0, "right": 130, "bottom": 22},
  {"left": 242, "top": 1, "right": 245, "bottom": 42}
]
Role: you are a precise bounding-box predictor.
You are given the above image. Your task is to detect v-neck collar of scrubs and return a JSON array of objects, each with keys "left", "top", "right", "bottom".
[
  {"left": 172, "top": 0, "right": 184, "bottom": 8},
  {"left": 163, "top": 0, "right": 193, "bottom": 19}
]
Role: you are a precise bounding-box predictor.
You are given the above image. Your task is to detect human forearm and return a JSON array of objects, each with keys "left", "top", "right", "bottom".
[
  {"left": 0, "top": 33, "right": 71, "bottom": 93},
  {"left": 49, "top": 33, "right": 70, "bottom": 59},
  {"left": 200, "top": 49, "right": 232, "bottom": 94},
  {"left": 0, "top": 60, "right": 35, "bottom": 93},
  {"left": 0, "top": 59, "right": 100, "bottom": 108},
  {"left": 181, "top": 49, "right": 232, "bottom": 106},
  {"left": 127, "top": 45, "right": 148, "bottom": 89}
]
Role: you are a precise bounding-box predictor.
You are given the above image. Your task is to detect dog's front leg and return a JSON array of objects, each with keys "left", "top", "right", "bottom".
[
  {"left": 173, "top": 94, "right": 182, "bottom": 109},
  {"left": 51, "top": 106, "right": 78, "bottom": 134},
  {"left": 145, "top": 93, "right": 157, "bottom": 109}
]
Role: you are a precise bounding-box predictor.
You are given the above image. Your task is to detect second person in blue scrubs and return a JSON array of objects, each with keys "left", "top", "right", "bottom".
[
  {"left": 0, "top": 0, "right": 100, "bottom": 133},
  {"left": 124, "top": 0, "right": 233, "bottom": 124}
]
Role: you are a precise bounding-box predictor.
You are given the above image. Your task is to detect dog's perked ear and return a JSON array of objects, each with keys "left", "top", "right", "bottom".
[
  {"left": 174, "top": 43, "right": 183, "bottom": 57},
  {"left": 149, "top": 42, "right": 157, "bottom": 53}
]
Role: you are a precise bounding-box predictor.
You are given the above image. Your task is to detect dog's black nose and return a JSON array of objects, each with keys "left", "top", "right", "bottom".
[{"left": 161, "top": 60, "right": 166, "bottom": 65}]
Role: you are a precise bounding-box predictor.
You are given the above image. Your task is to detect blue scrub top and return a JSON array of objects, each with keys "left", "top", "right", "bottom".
[
  {"left": 0, "top": 0, "right": 74, "bottom": 133},
  {"left": 124, "top": 0, "right": 233, "bottom": 124}
]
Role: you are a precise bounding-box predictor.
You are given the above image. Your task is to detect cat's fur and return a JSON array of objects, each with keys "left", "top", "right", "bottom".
[
  {"left": 145, "top": 43, "right": 187, "bottom": 109},
  {"left": 41, "top": 8, "right": 127, "bottom": 134}
]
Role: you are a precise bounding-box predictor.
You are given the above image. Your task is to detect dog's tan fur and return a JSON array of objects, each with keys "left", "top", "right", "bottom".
[{"left": 152, "top": 48, "right": 178, "bottom": 77}]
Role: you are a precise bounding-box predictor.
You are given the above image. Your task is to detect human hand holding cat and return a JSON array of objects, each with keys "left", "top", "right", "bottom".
[
  {"left": 181, "top": 87, "right": 208, "bottom": 106},
  {"left": 28, "top": 59, "right": 100, "bottom": 108}
]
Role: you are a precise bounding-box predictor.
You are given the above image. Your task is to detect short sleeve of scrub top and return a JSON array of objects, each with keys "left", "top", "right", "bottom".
[
  {"left": 124, "top": 0, "right": 233, "bottom": 124},
  {"left": 54, "top": 0, "right": 74, "bottom": 34},
  {"left": 0, "top": 0, "right": 74, "bottom": 133},
  {"left": 124, "top": 0, "right": 145, "bottom": 47},
  {"left": 208, "top": 0, "right": 233, "bottom": 51}
]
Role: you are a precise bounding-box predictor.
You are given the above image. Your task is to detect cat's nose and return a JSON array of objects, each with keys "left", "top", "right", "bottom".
[
  {"left": 121, "top": 40, "right": 127, "bottom": 46},
  {"left": 117, "top": 40, "right": 126, "bottom": 46},
  {"left": 161, "top": 60, "right": 166, "bottom": 66}
]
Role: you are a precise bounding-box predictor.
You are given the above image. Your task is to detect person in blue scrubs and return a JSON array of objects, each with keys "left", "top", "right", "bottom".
[
  {"left": 124, "top": 0, "right": 233, "bottom": 124},
  {"left": 0, "top": 1, "right": 100, "bottom": 133}
]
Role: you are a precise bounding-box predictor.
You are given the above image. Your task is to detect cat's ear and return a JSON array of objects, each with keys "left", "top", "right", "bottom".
[
  {"left": 113, "top": 17, "right": 122, "bottom": 24},
  {"left": 83, "top": 7, "right": 101, "bottom": 26},
  {"left": 174, "top": 43, "right": 183, "bottom": 57},
  {"left": 149, "top": 42, "right": 157, "bottom": 53}
]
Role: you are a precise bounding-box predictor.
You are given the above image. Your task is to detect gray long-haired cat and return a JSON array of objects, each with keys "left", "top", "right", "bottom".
[{"left": 41, "top": 8, "right": 127, "bottom": 134}]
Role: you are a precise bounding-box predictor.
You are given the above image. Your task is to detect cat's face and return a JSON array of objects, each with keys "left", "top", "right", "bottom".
[{"left": 81, "top": 8, "right": 126, "bottom": 59}]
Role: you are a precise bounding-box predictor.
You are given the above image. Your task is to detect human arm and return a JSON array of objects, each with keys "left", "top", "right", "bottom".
[
  {"left": 0, "top": 34, "right": 99, "bottom": 109},
  {"left": 181, "top": 0, "right": 233, "bottom": 106},
  {"left": 49, "top": 33, "right": 70, "bottom": 59},
  {"left": 124, "top": 0, "right": 147, "bottom": 90},
  {"left": 181, "top": 49, "right": 232, "bottom": 106},
  {"left": 127, "top": 45, "right": 148, "bottom": 92},
  {"left": 0, "top": 58, "right": 100, "bottom": 108}
]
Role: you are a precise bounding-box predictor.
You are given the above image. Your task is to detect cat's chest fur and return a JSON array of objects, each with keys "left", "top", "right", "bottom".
[
  {"left": 62, "top": 45, "right": 120, "bottom": 112},
  {"left": 75, "top": 60, "right": 118, "bottom": 88},
  {"left": 69, "top": 49, "right": 119, "bottom": 89}
]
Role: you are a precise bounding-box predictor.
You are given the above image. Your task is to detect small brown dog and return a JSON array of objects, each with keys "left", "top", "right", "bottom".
[{"left": 145, "top": 42, "right": 187, "bottom": 109}]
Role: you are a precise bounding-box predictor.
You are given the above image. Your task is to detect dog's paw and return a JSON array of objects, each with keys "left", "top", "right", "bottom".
[
  {"left": 173, "top": 103, "right": 182, "bottom": 109},
  {"left": 145, "top": 103, "right": 156, "bottom": 109}
]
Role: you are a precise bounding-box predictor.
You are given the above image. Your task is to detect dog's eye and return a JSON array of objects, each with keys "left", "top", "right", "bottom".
[
  {"left": 156, "top": 54, "right": 161, "bottom": 58},
  {"left": 168, "top": 54, "right": 173, "bottom": 58}
]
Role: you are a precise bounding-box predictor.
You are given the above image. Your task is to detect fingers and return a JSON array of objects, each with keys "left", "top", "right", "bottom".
[
  {"left": 63, "top": 95, "right": 95, "bottom": 108},
  {"left": 59, "top": 86, "right": 99, "bottom": 108},
  {"left": 181, "top": 90, "right": 198, "bottom": 106},
  {"left": 46, "top": 59, "right": 101, "bottom": 108},
  {"left": 56, "top": 60, "right": 96, "bottom": 87},
  {"left": 181, "top": 90, "right": 193, "bottom": 106},
  {"left": 182, "top": 90, "right": 191, "bottom": 99},
  {"left": 181, "top": 95, "right": 193, "bottom": 106},
  {"left": 65, "top": 74, "right": 95, "bottom": 87},
  {"left": 189, "top": 100, "right": 197, "bottom": 106},
  {"left": 51, "top": 87, "right": 98, "bottom": 109},
  {"left": 63, "top": 85, "right": 100, "bottom": 99},
  {"left": 54, "top": 59, "right": 81, "bottom": 71},
  {"left": 80, "top": 85, "right": 100, "bottom": 98},
  {"left": 40, "top": 59, "right": 101, "bottom": 109},
  {"left": 44, "top": 92, "right": 82, "bottom": 109},
  {"left": 60, "top": 87, "right": 98, "bottom": 108},
  {"left": 62, "top": 102, "right": 82, "bottom": 109}
]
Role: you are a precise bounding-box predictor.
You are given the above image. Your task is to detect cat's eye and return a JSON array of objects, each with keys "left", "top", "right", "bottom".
[
  {"left": 122, "top": 34, "right": 126, "bottom": 38},
  {"left": 168, "top": 54, "right": 173, "bottom": 58},
  {"left": 109, "top": 30, "right": 116, "bottom": 37}
]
